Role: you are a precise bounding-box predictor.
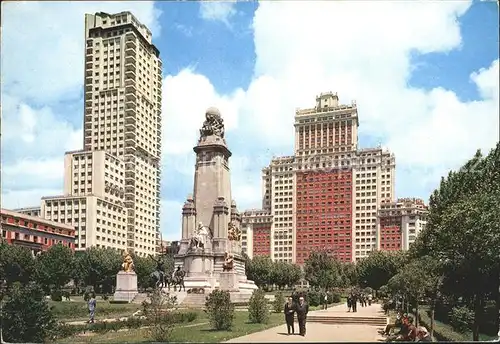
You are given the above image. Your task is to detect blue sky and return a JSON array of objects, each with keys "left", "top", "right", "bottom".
[{"left": 1, "top": 1, "right": 499, "bottom": 240}]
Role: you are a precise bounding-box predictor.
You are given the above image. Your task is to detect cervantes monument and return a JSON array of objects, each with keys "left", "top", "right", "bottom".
[{"left": 174, "top": 107, "right": 257, "bottom": 303}]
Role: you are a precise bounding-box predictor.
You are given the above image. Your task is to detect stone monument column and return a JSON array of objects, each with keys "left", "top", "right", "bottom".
[{"left": 192, "top": 107, "right": 232, "bottom": 232}]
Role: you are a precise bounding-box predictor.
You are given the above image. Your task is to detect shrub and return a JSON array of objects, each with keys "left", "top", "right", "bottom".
[
  {"left": 51, "top": 289, "right": 63, "bottom": 301},
  {"left": 248, "top": 289, "right": 269, "bottom": 324},
  {"left": 1, "top": 282, "right": 58, "bottom": 343},
  {"left": 142, "top": 289, "right": 178, "bottom": 342},
  {"left": 449, "top": 306, "right": 474, "bottom": 333},
  {"left": 205, "top": 289, "right": 235, "bottom": 330},
  {"left": 328, "top": 292, "right": 342, "bottom": 304},
  {"left": 273, "top": 292, "right": 286, "bottom": 313}
]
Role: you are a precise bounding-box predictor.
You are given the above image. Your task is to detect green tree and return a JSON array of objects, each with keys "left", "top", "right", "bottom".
[
  {"left": 304, "top": 250, "right": 343, "bottom": 290},
  {"left": 387, "top": 258, "right": 431, "bottom": 326},
  {"left": 356, "top": 250, "right": 406, "bottom": 291},
  {"left": 78, "top": 247, "right": 122, "bottom": 293},
  {"left": 134, "top": 255, "right": 156, "bottom": 289},
  {"left": 246, "top": 256, "right": 273, "bottom": 288},
  {"left": 0, "top": 243, "right": 36, "bottom": 289},
  {"left": 410, "top": 144, "right": 500, "bottom": 341},
  {"left": 35, "top": 244, "right": 74, "bottom": 291},
  {"left": 0, "top": 282, "right": 57, "bottom": 342},
  {"left": 285, "top": 263, "right": 303, "bottom": 288}
]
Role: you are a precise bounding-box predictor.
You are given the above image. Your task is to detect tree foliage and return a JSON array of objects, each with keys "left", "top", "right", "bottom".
[
  {"left": 356, "top": 250, "right": 407, "bottom": 290},
  {"left": 0, "top": 243, "right": 36, "bottom": 288},
  {"left": 0, "top": 282, "right": 57, "bottom": 343},
  {"left": 75, "top": 247, "right": 122, "bottom": 293},
  {"left": 35, "top": 244, "right": 74, "bottom": 291},
  {"left": 304, "top": 250, "right": 345, "bottom": 289},
  {"left": 409, "top": 143, "right": 500, "bottom": 341}
]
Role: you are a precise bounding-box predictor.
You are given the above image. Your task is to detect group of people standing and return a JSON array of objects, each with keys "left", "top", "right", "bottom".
[
  {"left": 283, "top": 295, "right": 309, "bottom": 336},
  {"left": 347, "top": 291, "right": 373, "bottom": 312}
]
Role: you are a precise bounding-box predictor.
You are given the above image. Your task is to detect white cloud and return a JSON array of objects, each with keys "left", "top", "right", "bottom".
[
  {"left": 163, "top": 0, "right": 499, "bottom": 212},
  {"left": 2, "top": 1, "right": 161, "bottom": 103},
  {"left": 199, "top": 1, "right": 237, "bottom": 26},
  {"left": 3, "top": 1, "right": 499, "bottom": 241}
]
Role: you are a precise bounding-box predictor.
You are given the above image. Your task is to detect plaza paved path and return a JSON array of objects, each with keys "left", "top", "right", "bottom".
[{"left": 226, "top": 303, "right": 387, "bottom": 343}]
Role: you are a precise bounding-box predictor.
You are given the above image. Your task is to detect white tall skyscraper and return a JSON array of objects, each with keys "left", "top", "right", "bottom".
[{"left": 41, "top": 11, "right": 162, "bottom": 257}]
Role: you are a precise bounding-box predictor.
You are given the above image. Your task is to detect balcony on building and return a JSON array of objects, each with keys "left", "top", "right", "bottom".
[
  {"left": 125, "top": 69, "right": 136, "bottom": 79},
  {"left": 125, "top": 49, "right": 136, "bottom": 61},
  {"left": 125, "top": 86, "right": 137, "bottom": 101},
  {"left": 125, "top": 61, "right": 136, "bottom": 73},
  {"left": 125, "top": 100, "right": 136, "bottom": 110},
  {"left": 125, "top": 33, "right": 137, "bottom": 46}
]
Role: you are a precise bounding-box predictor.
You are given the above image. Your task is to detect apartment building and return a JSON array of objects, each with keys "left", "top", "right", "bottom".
[
  {"left": 377, "top": 198, "right": 428, "bottom": 251},
  {"left": 352, "top": 148, "right": 396, "bottom": 261},
  {"left": 294, "top": 92, "right": 358, "bottom": 264},
  {"left": 241, "top": 209, "right": 273, "bottom": 259},
  {"left": 39, "top": 11, "right": 162, "bottom": 256},
  {"left": 12, "top": 206, "right": 41, "bottom": 217},
  {"left": 1, "top": 209, "right": 75, "bottom": 255},
  {"left": 243, "top": 92, "right": 399, "bottom": 264}
]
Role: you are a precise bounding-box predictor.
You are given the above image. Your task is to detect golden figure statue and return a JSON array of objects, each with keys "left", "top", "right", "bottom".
[
  {"left": 227, "top": 222, "right": 242, "bottom": 241},
  {"left": 121, "top": 250, "right": 135, "bottom": 272}
]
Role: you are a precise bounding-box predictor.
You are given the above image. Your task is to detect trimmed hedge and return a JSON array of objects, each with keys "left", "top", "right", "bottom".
[
  {"left": 292, "top": 290, "right": 342, "bottom": 307},
  {"left": 54, "top": 311, "right": 199, "bottom": 339}
]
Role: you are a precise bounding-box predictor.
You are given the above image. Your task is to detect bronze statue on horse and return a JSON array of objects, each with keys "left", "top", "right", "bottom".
[{"left": 165, "top": 266, "right": 186, "bottom": 292}]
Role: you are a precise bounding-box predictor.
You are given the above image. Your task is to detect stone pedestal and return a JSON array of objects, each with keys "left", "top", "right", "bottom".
[
  {"left": 113, "top": 271, "right": 138, "bottom": 303},
  {"left": 219, "top": 271, "right": 239, "bottom": 291}
]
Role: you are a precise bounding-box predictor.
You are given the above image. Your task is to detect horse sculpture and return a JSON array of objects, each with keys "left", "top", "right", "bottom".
[
  {"left": 150, "top": 270, "right": 165, "bottom": 289},
  {"left": 165, "top": 269, "right": 186, "bottom": 292}
]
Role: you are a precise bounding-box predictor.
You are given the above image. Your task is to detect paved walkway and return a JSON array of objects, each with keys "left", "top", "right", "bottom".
[
  {"left": 227, "top": 303, "right": 386, "bottom": 343},
  {"left": 309, "top": 301, "right": 386, "bottom": 318}
]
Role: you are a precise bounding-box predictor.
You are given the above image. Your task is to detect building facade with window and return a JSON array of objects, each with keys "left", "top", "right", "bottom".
[
  {"left": 376, "top": 198, "right": 428, "bottom": 251},
  {"left": 243, "top": 92, "right": 399, "bottom": 264},
  {"left": 12, "top": 206, "right": 41, "bottom": 217},
  {"left": 241, "top": 209, "right": 273, "bottom": 259},
  {"left": 37, "top": 11, "right": 162, "bottom": 257},
  {"left": 1, "top": 209, "right": 75, "bottom": 255}
]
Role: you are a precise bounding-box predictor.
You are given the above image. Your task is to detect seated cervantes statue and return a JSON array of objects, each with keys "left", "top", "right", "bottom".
[
  {"left": 121, "top": 250, "right": 135, "bottom": 272},
  {"left": 222, "top": 251, "right": 234, "bottom": 272}
]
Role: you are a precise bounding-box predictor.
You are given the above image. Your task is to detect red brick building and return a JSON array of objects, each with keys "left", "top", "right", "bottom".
[
  {"left": 295, "top": 169, "right": 353, "bottom": 264},
  {"left": 377, "top": 198, "right": 428, "bottom": 251},
  {"left": 241, "top": 209, "right": 272, "bottom": 258},
  {"left": 1, "top": 208, "right": 76, "bottom": 255}
]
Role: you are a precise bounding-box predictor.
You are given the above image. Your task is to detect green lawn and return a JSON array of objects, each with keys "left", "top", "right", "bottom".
[
  {"left": 57, "top": 311, "right": 285, "bottom": 343},
  {"left": 49, "top": 300, "right": 142, "bottom": 322}
]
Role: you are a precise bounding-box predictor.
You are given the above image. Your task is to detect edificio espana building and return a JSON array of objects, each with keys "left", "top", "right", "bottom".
[{"left": 242, "top": 92, "right": 425, "bottom": 264}]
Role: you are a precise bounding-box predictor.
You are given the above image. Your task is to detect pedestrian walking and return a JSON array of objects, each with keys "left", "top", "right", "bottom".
[
  {"left": 284, "top": 297, "right": 295, "bottom": 335},
  {"left": 347, "top": 294, "right": 352, "bottom": 312},
  {"left": 323, "top": 292, "right": 328, "bottom": 310},
  {"left": 87, "top": 292, "right": 96, "bottom": 324},
  {"left": 368, "top": 293, "right": 373, "bottom": 306},
  {"left": 295, "top": 296, "right": 309, "bottom": 336},
  {"left": 351, "top": 293, "right": 358, "bottom": 312}
]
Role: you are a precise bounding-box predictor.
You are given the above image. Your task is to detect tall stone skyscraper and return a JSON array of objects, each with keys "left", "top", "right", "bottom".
[{"left": 41, "top": 12, "right": 162, "bottom": 257}]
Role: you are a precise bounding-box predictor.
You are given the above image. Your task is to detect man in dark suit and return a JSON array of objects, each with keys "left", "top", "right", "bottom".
[
  {"left": 295, "top": 296, "right": 309, "bottom": 336},
  {"left": 284, "top": 297, "right": 295, "bottom": 335}
]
